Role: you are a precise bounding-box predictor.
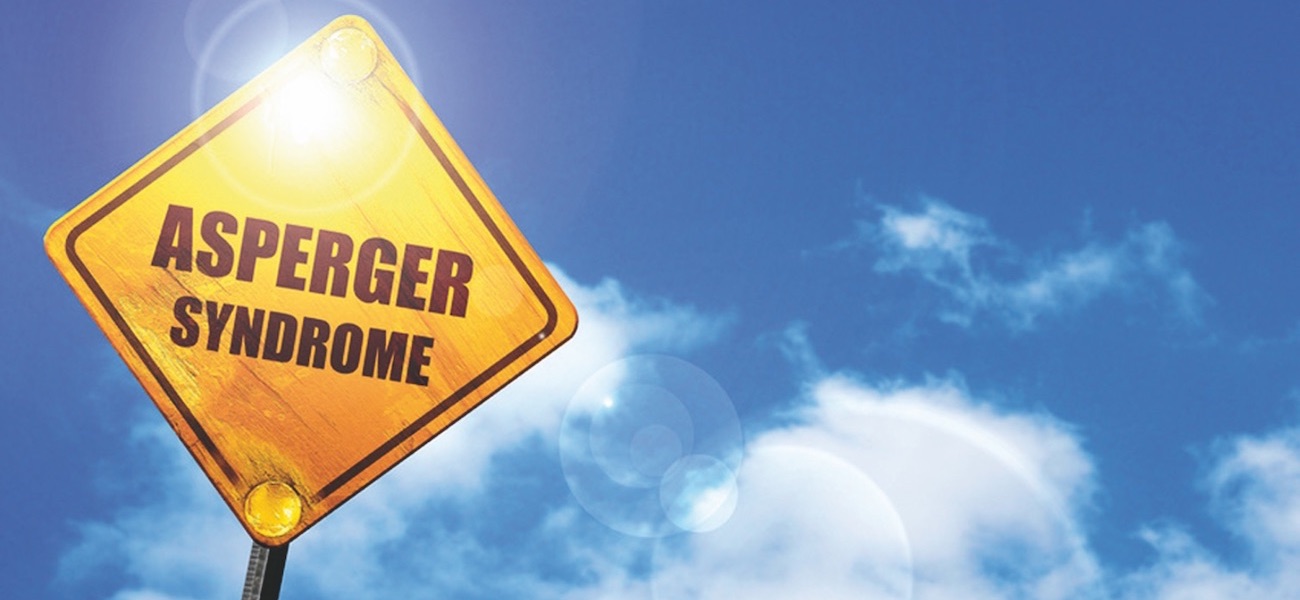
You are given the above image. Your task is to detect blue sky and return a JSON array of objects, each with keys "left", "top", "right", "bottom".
[{"left": 4, "top": 1, "right": 1300, "bottom": 598}]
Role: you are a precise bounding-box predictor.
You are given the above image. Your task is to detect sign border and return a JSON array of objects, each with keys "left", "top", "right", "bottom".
[{"left": 61, "top": 65, "right": 561, "bottom": 505}]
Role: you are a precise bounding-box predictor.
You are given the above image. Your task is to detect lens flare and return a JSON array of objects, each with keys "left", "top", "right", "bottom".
[
  {"left": 560, "top": 355, "right": 744, "bottom": 538},
  {"left": 268, "top": 73, "right": 347, "bottom": 145}
]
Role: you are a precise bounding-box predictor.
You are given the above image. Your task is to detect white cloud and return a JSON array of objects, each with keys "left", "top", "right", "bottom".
[
  {"left": 646, "top": 444, "right": 915, "bottom": 600},
  {"left": 557, "top": 342, "right": 1300, "bottom": 599},
  {"left": 628, "top": 371, "right": 1104, "bottom": 600},
  {"left": 55, "top": 417, "right": 250, "bottom": 599},
  {"left": 595, "top": 366, "right": 1300, "bottom": 600},
  {"left": 1121, "top": 427, "right": 1300, "bottom": 598},
  {"left": 736, "top": 370, "right": 1300, "bottom": 600},
  {"left": 859, "top": 196, "right": 1210, "bottom": 330}
]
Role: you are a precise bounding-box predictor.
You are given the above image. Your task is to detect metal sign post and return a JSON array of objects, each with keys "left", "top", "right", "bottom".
[{"left": 241, "top": 542, "right": 289, "bottom": 600}]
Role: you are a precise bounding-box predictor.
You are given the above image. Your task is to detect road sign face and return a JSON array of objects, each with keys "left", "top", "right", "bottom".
[{"left": 45, "top": 16, "right": 577, "bottom": 546}]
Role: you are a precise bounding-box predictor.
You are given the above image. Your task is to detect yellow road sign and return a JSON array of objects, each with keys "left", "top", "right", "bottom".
[{"left": 45, "top": 16, "right": 577, "bottom": 546}]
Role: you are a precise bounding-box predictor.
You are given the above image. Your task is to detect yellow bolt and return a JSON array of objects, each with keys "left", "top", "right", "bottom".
[
  {"left": 321, "top": 27, "right": 378, "bottom": 84},
  {"left": 244, "top": 480, "right": 303, "bottom": 538}
]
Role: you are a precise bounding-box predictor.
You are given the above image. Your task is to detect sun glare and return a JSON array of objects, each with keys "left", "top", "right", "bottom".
[{"left": 270, "top": 73, "right": 345, "bottom": 144}]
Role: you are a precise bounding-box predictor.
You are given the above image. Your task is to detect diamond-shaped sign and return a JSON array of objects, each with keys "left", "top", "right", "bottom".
[{"left": 45, "top": 16, "right": 577, "bottom": 546}]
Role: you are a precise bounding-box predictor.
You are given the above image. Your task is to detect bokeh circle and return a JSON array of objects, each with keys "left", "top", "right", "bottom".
[{"left": 560, "top": 355, "right": 744, "bottom": 538}]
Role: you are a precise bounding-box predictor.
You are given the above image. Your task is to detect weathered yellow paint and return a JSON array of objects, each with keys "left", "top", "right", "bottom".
[{"left": 44, "top": 16, "right": 577, "bottom": 546}]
